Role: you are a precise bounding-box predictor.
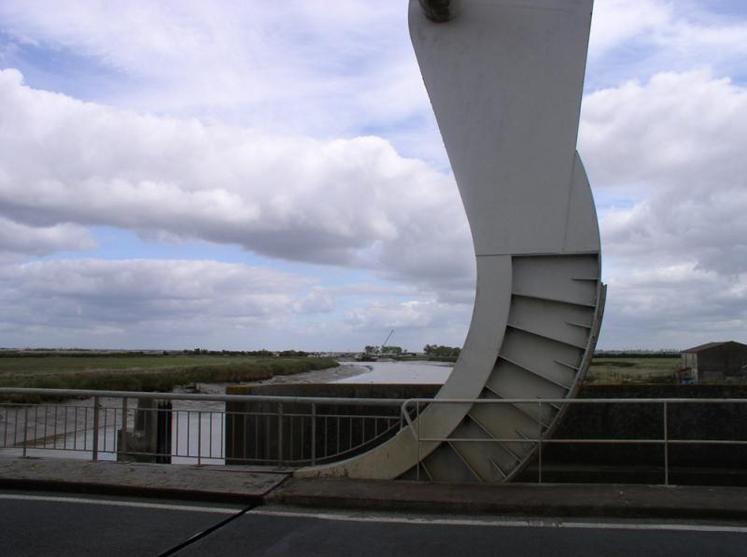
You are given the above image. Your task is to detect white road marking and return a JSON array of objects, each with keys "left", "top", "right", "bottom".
[
  {"left": 0, "top": 494, "right": 240, "bottom": 515},
  {"left": 251, "top": 507, "right": 747, "bottom": 534}
]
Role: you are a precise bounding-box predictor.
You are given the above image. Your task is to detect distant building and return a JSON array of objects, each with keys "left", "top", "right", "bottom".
[{"left": 679, "top": 341, "right": 747, "bottom": 383}]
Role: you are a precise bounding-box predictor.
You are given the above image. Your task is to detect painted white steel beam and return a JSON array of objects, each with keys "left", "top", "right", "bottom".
[{"left": 297, "top": 0, "right": 604, "bottom": 482}]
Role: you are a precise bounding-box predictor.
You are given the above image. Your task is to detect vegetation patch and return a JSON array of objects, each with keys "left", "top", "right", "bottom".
[
  {"left": 0, "top": 353, "right": 339, "bottom": 394},
  {"left": 586, "top": 357, "right": 679, "bottom": 385}
]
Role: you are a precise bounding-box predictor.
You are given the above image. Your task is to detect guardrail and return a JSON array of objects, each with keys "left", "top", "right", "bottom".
[
  {"left": 401, "top": 398, "right": 747, "bottom": 485},
  {"left": 4, "top": 389, "right": 747, "bottom": 484},
  {"left": 0, "top": 388, "right": 404, "bottom": 466}
]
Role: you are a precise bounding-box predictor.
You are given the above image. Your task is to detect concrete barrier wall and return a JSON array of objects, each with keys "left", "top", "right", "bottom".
[{"left": 517, "top": 384, "right": 747, "bottom": 484}]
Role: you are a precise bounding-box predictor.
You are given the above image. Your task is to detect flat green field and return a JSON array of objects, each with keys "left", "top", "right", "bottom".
[
  {"left": 586, "top": 357, "right": 679, "bottom": 384},
  {"left": 0, "top": 354, "right": 274, "bottom": 375},
  {"left": 0, "top": 353, "right": 339, "bottom": 392}
]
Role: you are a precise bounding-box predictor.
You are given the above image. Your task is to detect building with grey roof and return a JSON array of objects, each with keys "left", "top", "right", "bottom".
[{"left": 680, "top": 341, "right": 747, "bottom": 383}]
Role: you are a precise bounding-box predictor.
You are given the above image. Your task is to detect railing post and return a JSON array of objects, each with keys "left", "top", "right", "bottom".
[
  {"left": 22, "top": 406, "right": 28, "bottom": 458},
  {"left": 663, "top": 401, "right": 669, "bottom": 486},
  {"left": 278, "top": 402, "right": 284, "bottom": 465},
  {"left": 197, "top": 410, "right": 202, "bottom": 465},
  {"left": 416, "top": 401, "right": 421, "bottom": 481},
  {"left": 537, "top": 400, "right": 543, "bottom": 484},
  {"left": 92, "top": 396, "right": 100, "bottom": 461},
  {"left": 310, "top": 403, "right": 317, "bottom": 466},
  {"left": 120, "top": 398, "right": 128, "bottom": 457}
]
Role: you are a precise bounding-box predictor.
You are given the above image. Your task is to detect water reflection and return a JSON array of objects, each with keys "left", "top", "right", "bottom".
[{"left": 334, "top": 360, "right": 452, "bottom": 384}]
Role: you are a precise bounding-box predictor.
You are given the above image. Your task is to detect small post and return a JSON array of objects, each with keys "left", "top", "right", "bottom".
[
  {"left": 416, "top": 401, "right": 421, "bottom": 482},
  {"left": 120, "top": 398, "right": 128, "bottom": 457},
  {"left": 664, "top": 401, "right": 669, "bottom": 485},
  {"left": 22, "top": 406, "right": 29, "bottom": 458},
  {"left": 537, "top": 400, "right": 543, "bottom": 484},
  {"left": 92, "top": 396, "right": 100, "bottom": 461},
  {"left": 310, "top": 403, "right": 317, "bottom": 466},
  {"left": 197, "top": 411, "right": 202, "bottom": 465},
  {"left": 277, "top": 403, "right": 284, "bottom": 465}
]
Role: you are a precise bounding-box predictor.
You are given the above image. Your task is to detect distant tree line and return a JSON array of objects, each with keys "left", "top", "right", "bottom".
[
  {"left": 593, "top": 351, "right": 680, "bottom": 359},
  {"left": 0, "top": 350, "right": 156, "bottom": 359},
  {"left": 187, "top": 349, "right": 310, "bottom": 357},
  {"left": 0, "top": 349, "right": 312, "bottom": 359},
  {"left": 423, "top": 344, "right": 461, "bottom": 362},
  {"left": 364, "top": 345, "right": 403, "bottom": 355}
]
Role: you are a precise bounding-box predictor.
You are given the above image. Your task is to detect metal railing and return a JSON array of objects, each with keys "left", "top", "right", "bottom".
[
  {"left": 401, "top": 398, "right": 747, "bottom": 485},
  {"left": 4, "top": 389, "right": 747, "bottom": 485},
  {"left": 0, "top": 388, "right": 405, "bottom": 466}
]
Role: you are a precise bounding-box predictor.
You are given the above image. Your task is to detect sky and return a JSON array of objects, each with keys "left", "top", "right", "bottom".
[{"left": 0, "top": 0, "right": 746, "bottom": 352}]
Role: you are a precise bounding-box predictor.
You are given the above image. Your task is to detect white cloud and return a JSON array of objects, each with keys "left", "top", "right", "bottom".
[
  {"left": 0, "top": 216, "right": 94, "bottom": 255},
  {"left": 579, "top": 69, "right": 747, "bottom": 347},
  {"left": 602, "top": 262, "right": 747, "bottom": 349},
  {"left": 582, "top": 70, "right": 747, "bottom": 274},
  {"left": 0, "top": 257, "right": 472, "bottom": 351},
  {"left": 0, "top": 1, "right": 427, "bottom": 143},
  {"left": 589, "top": 0, "right": 747, "bottom": 82},
  {"left": 0, "top": 68, "right": 472, "bottom": 295},
  {"left": 344, "top": 298, "right": 472, "bottom": 349},
  {"left": 590, "top": 0, "right": 673, "bottom": 57},
  {"left": 0, "top": 258, "right": 327, "bottom": 347},
  {"left": 583, "top": 71, "right": 747, "bottom": 189}
]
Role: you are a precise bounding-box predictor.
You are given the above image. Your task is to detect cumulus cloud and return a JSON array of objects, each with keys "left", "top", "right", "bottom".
[
  {"left": 603, "top": 263, "right": 747, "bottom": 349},
  {"left": 582, "top": 70, "right": 747, "bottom": 275},
  {"left": 579, "top": 69, "right": 747, "bottom": 347},
  {"left": 590, "top": 0, "right": 673, "bottom": 56},
  {"left": 589, "top": 0, "right": 747, "bottom": 86},
  {"left": 0, "top": 69, "right": 472, "bottom": 293},
  {"left": 344, "top": 298, "right": 472, "bottom": 349},
  {"left": 0, "top": 257, "right": 473, "bottom": 350},
  {"left": 0, "top": 1, "right": 426, "bottom": 141},
  {"left": 0, "top": 258, "right": 330, "bottom": 347},
  {"left": 0, "top": 216, "right": 94, "bottom": 255}
]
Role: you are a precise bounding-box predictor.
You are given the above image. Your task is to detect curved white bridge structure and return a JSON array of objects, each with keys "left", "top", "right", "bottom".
[{"left": 298, "top": 0, "right": 605, "bottom": 482}]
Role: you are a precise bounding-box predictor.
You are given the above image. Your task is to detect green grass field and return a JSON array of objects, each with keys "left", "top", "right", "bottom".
[
  {"left": 586, "top": 357, "right": 679, "bottom": 384},
  {"left": 0, "top": 353, "right": 339, "bottom": 392}
]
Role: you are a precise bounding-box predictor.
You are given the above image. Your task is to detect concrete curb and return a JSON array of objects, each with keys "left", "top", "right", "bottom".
[
  {"left": 0, "top": 458, "right": 287, "bottom": 504},
  {"left": 267, "top": 478, "right": 747, "bottom": 521},
  {"left": 0, "top": 477, "right": 269, "bottom": 504}
]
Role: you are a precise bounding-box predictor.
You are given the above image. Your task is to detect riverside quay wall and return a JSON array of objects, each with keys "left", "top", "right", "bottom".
[{"left": 224, "top": 383, "right": 440, "bottom": 467}]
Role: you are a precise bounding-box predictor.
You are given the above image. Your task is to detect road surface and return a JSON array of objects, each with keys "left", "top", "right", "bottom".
[{"left": 2, "top": 490, "right": 746, "bottom": 556}]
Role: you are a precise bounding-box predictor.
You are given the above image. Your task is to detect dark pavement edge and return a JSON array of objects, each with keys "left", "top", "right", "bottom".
[
  {"left": 0, "top": 477, "right": 269, "bottom": 504},
  {"left": 0, "top": 458, "right": 288, "bottom": 504},
  {"left": 268, "top": 478, "right": 747, "bottom": 521},
  {"left": 3, "top": 458, "right": 747, "bottom": 521}
]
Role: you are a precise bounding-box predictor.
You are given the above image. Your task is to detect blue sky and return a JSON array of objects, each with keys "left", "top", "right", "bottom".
[{"left": 1, "top": 0, "right": 746, "bottom": 351}]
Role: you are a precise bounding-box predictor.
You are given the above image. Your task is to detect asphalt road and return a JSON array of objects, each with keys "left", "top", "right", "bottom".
[
  {"left": 180, "top": 509, "right": 747, "bottom": 557},
  {"left": 2, "top": 491, "right": 747, "bottom": 556},
  {"left": 0, "top": 491, "right": 246, "bottom": 556}
]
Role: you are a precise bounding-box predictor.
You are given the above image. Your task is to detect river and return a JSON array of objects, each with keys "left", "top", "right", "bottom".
[{"left": 333, "top": 360, "right": 452, "bottom": 384}]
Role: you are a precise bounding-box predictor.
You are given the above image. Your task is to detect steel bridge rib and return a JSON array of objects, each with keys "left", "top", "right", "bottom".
[{"left": 295, "top": 0, "right": 604, "bottom": 483}]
